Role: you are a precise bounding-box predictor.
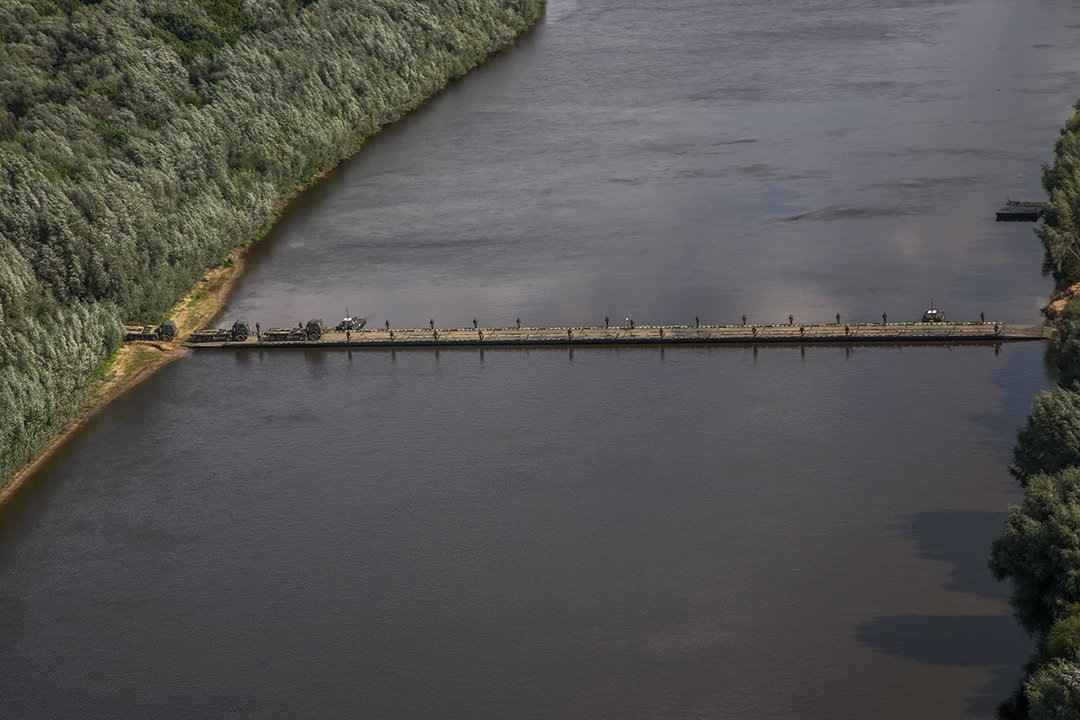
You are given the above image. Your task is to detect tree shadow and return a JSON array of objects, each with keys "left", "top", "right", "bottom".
[
  {"left": 890, "top": 509, "right": 1012, "bottom": 601},
  {"left": 856, "top": 613, "right": 1031, "bottom": 717}
]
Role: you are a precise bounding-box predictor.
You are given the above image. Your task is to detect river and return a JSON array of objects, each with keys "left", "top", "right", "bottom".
[{"left": 3, "top": 1, "right": 1080, "bottom": 717}]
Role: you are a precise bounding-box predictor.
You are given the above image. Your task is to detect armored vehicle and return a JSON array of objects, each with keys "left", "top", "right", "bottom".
[
  {"left": 920, "top": 302, "right": 946, "bottom": 323},
  {"left": 333, "top": 311, "right": 366, "bottom": 332}
]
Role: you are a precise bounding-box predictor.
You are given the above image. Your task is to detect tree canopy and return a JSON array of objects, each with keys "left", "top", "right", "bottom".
[
  {"left": 990, "top": 467, "right": 1080, "bottom": 636},
  {"left": 1011, "top": 387, "right": 1080, "bottom": 486},
  {"left": 0, "top": 0, "right": 543, "bottom": 484}
]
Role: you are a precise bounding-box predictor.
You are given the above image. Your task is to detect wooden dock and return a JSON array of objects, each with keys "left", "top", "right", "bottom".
[
  {"left": 996, "top": 200, "right": 1047, "bottom": 222},
  {"left": 183, "top": 322, "right": 1050, "bottom": 350}
]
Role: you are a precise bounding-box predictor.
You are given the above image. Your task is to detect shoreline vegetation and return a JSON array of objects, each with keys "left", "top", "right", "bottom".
[
  {"left": 0, "top": 0, "right": 545, "bottom": 503},
  {"left": 0, "top": 242, "right": 246, "bottom": 509},
  {"left": 990, "top": 101, "right": 1080, "bottom": 719}
]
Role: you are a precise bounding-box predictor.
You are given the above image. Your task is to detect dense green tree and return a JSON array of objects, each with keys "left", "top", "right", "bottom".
[
  {"left": 0, "top": 0, "right": 544, "bottom": 484},
  {"left": 1026, "top": 658, "right": 1080, "bottom": 720},
  {"left": 1011, "top": 388, "right": 1080, "bottom": 486},
  {"left": 1055, "top": 297, "right": 1080, "bottom": 387},
  {"left": 1040, "top": 106, "right": 1080, "bottom": 287},
  {"left": 990, "top": 467, "right": 1080, "bottom": 635},
  {"left": 1046, "top": 605, "right": 1080, "bottom": 662}
]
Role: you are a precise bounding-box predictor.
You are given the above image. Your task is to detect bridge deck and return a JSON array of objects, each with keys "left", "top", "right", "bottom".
[{"left": 183, "top": 322, "right": 1050, "bottom": 350}]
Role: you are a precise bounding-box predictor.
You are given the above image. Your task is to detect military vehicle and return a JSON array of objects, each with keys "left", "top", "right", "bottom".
[
  {"left": 124, "top": 319, "right": 177, "bottom": 342},
  {"left": 189, "top": 320, "right": 250, "bottom": 343},
  {"left": 920, "top": 301, "right": 946, "bottom": 323},
  {"left": 333, "top": 310, "right": 366, "bottom": 332},
  {"left": 263, "top": 319, "right": 326, "bottom": 342}
]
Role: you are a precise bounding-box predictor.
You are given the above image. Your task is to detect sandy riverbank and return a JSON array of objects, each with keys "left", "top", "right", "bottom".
[
  {"left": 0, "top": 10, "right": 547, "bottom": 510},
  {"left": 0, "top": 250, "right": 248, "bottom": 510}
]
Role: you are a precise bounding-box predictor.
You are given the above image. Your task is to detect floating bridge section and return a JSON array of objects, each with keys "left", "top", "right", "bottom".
[{"left": 184, "top": 322, "right": 1051, "bottom": 350}]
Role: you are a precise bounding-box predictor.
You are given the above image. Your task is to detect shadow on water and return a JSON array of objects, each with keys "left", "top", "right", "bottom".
[
  {"left": 966, "top": 342, "right": 1055, "bottom": 460},
  {"left": 857, "top": 509, "right": 1034, "bottom": 716},
  {"left": 890, "top": 510, "right": 1012, "bottom": 601},
  {"left": 856, "top": 614, "right": 1031, "bottom": 717}
]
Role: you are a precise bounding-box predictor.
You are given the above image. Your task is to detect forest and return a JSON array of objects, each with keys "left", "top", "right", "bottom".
[
  {"left": 0, "top": 0, "right": 543, "bottom": 484},
  {"left": 991, "top": 101, "right": 1080, "bottom": 718}
]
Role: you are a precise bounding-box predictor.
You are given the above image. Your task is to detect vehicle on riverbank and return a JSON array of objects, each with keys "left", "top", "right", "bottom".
[{"left": 123, "top": 320, "right": 177, "bottom": 342}]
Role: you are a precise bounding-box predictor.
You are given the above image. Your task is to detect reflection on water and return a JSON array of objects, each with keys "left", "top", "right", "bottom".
[{"left": 3, "top": 0, "right": 1080, "bottom": 717}]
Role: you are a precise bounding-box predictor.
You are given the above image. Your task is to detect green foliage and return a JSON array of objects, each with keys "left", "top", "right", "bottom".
[
  {"left": 1046, "top": 605, "right": 1080, "bottom": 661},
  {"left": 0, "top": 0, "right": 544, "bottom": 486},
  {"left": 1026, "top": 658, "right": 1080, "bottom": 720},
  {"left": 1056, "top": 297, "right": 1080, "bottom": 388},
  {"left": 1011, "top": 387, "right": 1080, "bottom": 486},
  {"left": 1040, "top": 103, "right": 1080, "bottom": 287},
  {"left": 990, "top": 467, "right": 1080, "bottom": 636}
]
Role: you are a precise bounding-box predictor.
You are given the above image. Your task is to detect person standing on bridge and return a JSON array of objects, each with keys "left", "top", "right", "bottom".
[
  {"left": 981, "top": 312, "right": 986, "bottom": 323},
  {"left": 742, "top": 314, "right": 747, "bottom": 326},
  {"left": 836, "top": 312, "right": 841, "bottom": 325},
  {"left": 789, "top": 314, "right": 793, "bottom": 326},
  {"left": 882, "top": 312, "right": 887, "bottom": 325}
]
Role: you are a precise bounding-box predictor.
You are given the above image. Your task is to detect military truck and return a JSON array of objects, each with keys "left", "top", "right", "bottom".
[
  {"left": 189, "top": 320, "right": 250, "bottom": 343},
  {"left": 124, "top": 319, "right": 177, "bottom": 342},
  {"left": 263, "top": 319, "right": 326, "bottom": 342}
]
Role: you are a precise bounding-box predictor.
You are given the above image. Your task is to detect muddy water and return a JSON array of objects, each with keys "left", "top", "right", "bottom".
[{"left": 4, "top": 1, "right": 1080, "bottom": 717}]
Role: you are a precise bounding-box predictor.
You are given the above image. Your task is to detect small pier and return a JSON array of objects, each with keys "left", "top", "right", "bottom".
[
  {"left": 996, "top": 200, "right": 1047, "bottom": 222},
  {"left": 184, "top": 321, "right": 1050, "bottom": 351}
]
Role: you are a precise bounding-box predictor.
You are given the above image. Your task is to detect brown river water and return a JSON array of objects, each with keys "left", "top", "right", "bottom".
[{"left": 4, "top": 1, "right": 1080, "bottom": 717}]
